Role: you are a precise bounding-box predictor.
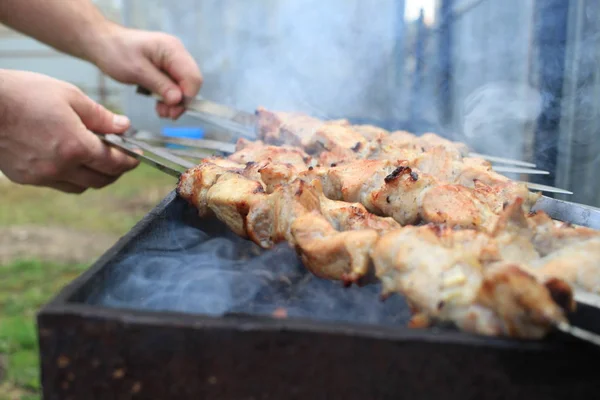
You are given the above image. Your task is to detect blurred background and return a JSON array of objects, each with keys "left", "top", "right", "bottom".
[{"left": 1, "top": 0, "right": 599, "bottom": 398}]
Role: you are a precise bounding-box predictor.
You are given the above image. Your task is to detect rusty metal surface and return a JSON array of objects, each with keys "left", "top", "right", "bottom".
[{"left": 37, "top": 308, "right": 600, "bottom": 400}]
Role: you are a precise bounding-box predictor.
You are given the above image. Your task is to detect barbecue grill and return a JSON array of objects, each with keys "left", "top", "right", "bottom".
[{"left": 38, "top": 184, "right": 600, "bottom": 400}]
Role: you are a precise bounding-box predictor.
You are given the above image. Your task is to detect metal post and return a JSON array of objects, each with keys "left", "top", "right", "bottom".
[
  {"left": 532, "top": 0, "right": 570, "bottom": 191},
  {"left": 437, "top": 0, "right": 454, "bottom": 135},
  {"left": 409, "top": 8, "right": 427, "bottom": 132},
  {"left": 392, "top": 0, "right": 406, "bottom": 123}
]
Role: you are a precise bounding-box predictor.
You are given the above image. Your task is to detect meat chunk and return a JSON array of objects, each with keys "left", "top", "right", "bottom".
[{"left": 372, "top": 226, "right": 570, "bottom": 338}]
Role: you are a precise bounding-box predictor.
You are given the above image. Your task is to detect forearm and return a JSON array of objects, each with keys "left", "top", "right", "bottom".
[{"left": 0, "top": 0, "right": 116, "bottom": 62}]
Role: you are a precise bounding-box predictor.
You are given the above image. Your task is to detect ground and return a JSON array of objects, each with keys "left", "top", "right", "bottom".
[{"left": 0, "top": 164, "right": 174, "bottom": 399}]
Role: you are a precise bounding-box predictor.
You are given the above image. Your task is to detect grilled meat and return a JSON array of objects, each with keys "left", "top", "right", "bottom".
[
  {"left": 232, "top": 138, "right": 312, "bottom": 168},
  {"left": 177, "top": 160, "right": 582, "bottom": 339},
  {"left": 173, "top": 108, "right": 600, "bottom": 340},
  {"left": 488, "top": 201, "right": 600, "bottom": 294},
  {"left": 209, "top": 139, "right": 537, "bottom": 231},
  {"left": 305, "top": 159, "right": 525, "bottom": 231},
  {"left": 256, "top": 107, "right": 469, "bottom": 159},
  {"left": 177, "top": 161, "right": 397, "bottom": 282},
  {"left": 252, "top": 109, "right": 539, "bottom": 219},
  {"left": 371, "top": 224, "right": 571, "bottom": 338}
]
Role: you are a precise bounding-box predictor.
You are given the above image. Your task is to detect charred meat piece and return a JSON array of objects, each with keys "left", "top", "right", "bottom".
[
  {"left": 305, "top": 159, "right": 523, "bottom": 231},
  {"left": 178, "top": 163, "right": 392, "bottom": 283},
  {"left": 371, "top": 225, "right": 570, "bottom": 338},
  {"left": 255, "top": 107, "right": 322, "bottom": 147},
  {"left": 291, "top": 212, "right": 379, "bottom": 283},
  {"left": 530, "top": 238, "right": 600, "bottom": 294},
  {"left": 484, "top": 201, "right": 600, "bottom": 295},
  {"left": 253, "top": 109, "right": 540, "bottom": 212},
  {"left": 351, "top": 124, "right": 390, "bottom": 142},
  {"left": 231, "top": 138, "right": 312, "bottom": 168}
]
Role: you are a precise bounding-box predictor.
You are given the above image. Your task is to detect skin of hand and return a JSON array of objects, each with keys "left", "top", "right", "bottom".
[
  {"left": 90, "top": 25, "right": 203, "bottom": 120},
  {"left": 0, "top": 1, "right": 202, "bottom": 193},
  {"left": 0, "top": 69, "right": 139, "bottom": 193}
]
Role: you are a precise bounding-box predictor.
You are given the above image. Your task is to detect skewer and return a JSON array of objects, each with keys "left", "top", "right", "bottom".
[
  {"left": 96, "top": 134, "right": 185, "bottom": 177},
  {"left": 157, "top": 140, "right": 549, "bottom": 175},
  {"left": 98, "top": 132, "right": 600, "bottom": 348},
  {"left": 133, "top": 135, "right": 569, "bottom": 195},
  {"left": 574, "top": 291, "right": 600, "bottom": 309},
  {"left": 495, "top": 167, "right": 549, "bottom": 175},
  {"left": 469, "top": 153, "right": 537, "bottom": 168},
  {"left": 132, "top": 134, "right": 553, "bottom": 175},
  {"left": 134, "top": 134, "right": 237, "bottom": 154},
  {"left": 555, "top": 322, "right": 600, "bottom": 346},
  {"left": 522, "top": 182, "right": 573, "bottom": 195},
  {"left": 135, "top": 86, "right": 540, "bottom": 168}
]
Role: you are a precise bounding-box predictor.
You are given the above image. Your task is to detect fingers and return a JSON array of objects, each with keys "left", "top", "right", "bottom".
[
  {"left": 136, "top": 58, "right": 183, "bottom": 106},
  {"left": 69, "top": 90, "right": 131, "bottom": 134},
  {"left": 47, "top": 181, "right": 87, "bottom": 194},
  {"left": 144, "top": 34, "right": 202, "bottom": 119},
  {"left": 67, "top": 93, "right": 139, "bottom": 177},
  {"left": 156, "top": 102, "right": 169, "bottom": 118},
  {"left": 79, "top": 131, "right": 140, "bottom": 176},
  {"left": 156, "top": 101, "right": 185, "bottom": 120},
  {"left": 159, "top": 40, "right": 203, "bottom": 98},
  {"left": 65, "top": 166, "right": 121, "bottom": 189}
]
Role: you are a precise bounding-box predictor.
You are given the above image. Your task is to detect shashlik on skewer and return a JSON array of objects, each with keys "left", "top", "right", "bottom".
[
  {"left": 224, "top": 139, "right": 540, "bottom": 231},
  {"left": 177, "top": 159, "right": 399, "bottom": 282},
  {"left": 202, "top": 140, "right": 600, "bottom": 295},
  {"left": 255, "top": 107, "right": 467, "bottom": 160},
  {"left": 176, "top": 158, "right": 586, "bottom": 339},
  {"left": 254, "top": 108, "right": 546, "bottom": 182},
  {"left": 371, "top": 225, "right": 573, "bottom": 338},
  {"left": 98, "top": 131, "right": 600, "bottom": 344}
]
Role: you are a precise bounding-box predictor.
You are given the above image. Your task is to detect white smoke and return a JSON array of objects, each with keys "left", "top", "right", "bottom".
[{"left": 460, "top": 82, "right": 543, "bottom": 159}]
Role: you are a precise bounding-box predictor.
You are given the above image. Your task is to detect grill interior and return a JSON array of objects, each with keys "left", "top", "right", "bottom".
[{"left": 80, "top": 192, "right": 411, "bottom": 326}]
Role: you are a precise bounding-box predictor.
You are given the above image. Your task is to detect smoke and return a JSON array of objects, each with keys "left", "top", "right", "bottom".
[
  {"left": 189, "top": 0, "right": 401, "bottom": 122},
  {"left": 460, "top": 82, "right": 543, "bottom": 160},
  {"left": 89, "top": 197, "right": 410, "bottom": 326}
]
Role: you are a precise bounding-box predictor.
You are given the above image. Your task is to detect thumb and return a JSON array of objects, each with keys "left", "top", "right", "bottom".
[
  {"left": 70, "top": 92, "right": 131, "bottom": 134},
  {"left": 136, "top": 59, "right": 183, "bottom": 106}
]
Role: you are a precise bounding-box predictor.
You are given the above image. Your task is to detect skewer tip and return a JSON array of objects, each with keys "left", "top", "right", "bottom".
[{"left": 556, "top": 321, "right": 600, "bottom": 347}]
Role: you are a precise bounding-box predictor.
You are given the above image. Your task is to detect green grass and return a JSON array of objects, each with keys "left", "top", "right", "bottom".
[
  {"left": 0, "top": 260, "right": 89, "bottom": 399},
  {"left": 0, "top": 163, "right": 174, "bottom": 235},
  {"left": 0, "top": 163, "right": 175, "bottom": 398}
]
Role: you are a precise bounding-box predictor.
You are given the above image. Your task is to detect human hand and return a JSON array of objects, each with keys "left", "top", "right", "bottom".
[
  {"left": 91, "top": 26, "right": 203, "bottom": 120},
  {"left": 0, "top": 70, "right": 139, "bottom": 193}
]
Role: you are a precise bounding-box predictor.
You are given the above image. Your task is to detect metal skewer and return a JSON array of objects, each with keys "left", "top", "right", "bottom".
[
  {"left": 132, "top": 133, "right": 553, "bottom": 175},
  {"left": 524, "top": 182, "right": 573, "bottom": 195},
  {"left": 574, "top": 291, "right": 600, "bottom": 309},
  {"left": 135, "top": 135, "right": 237, "bottom": 154},
  {"left": 134, "top": 135, "right": 550, "bottom": 176},
  {"left": 131, "top": 134, "right": 570, "bottom": 195},
  {"left": 555, "top": 322, "right": 600, "bottom": 347},
  {"left": 469, "top": 153, "right": 537, "bottom": 168},
  {"left": 96, "top": 134, "right": 185, "bottom": 178},
  {"left": 495, "top": 166, "right": 549, "bottom": 175}
]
